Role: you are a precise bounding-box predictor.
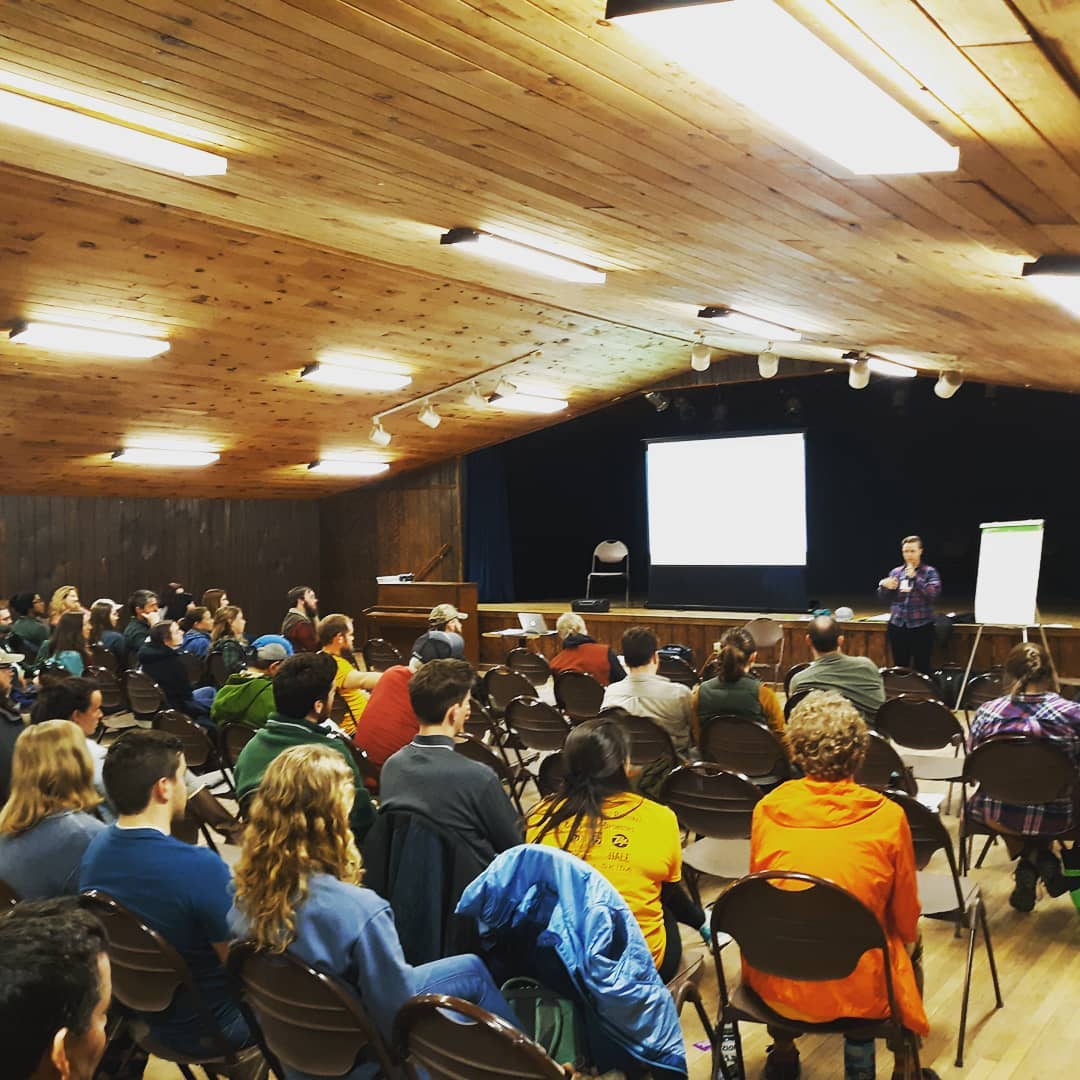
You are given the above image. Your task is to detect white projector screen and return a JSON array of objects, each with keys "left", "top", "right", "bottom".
[{"left": 646, "top": 433, "right": 807, "bottom": 566}]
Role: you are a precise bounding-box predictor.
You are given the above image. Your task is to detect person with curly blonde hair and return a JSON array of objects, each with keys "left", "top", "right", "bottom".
[
  {"left": 745, "top": 690, "right": 933, "bottom": 1080},
  {"left": 228, "top": 745, "right": 517, "bottom": 1075}
]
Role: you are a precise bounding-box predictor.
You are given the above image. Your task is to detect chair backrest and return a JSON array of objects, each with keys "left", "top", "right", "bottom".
[
  {"left": 362, "top": 638, "right": 403, "bottom": 672},
  {"left": 782, "top": 662, "right": 810, "bottom": 696},
  {"left": 698, "top": 655, "right": 721, "bottom": 682},
  {"left": 504, "top": 696, "right": 572, "bottom": 751},
  {"left": 960, "top": 670, "right": 1004, "bottom": 711},
  {"left": 394, "top": 994, "right": 565, "bottom": 1080},
  {"left": 536, "top": 751, "right": 566, "bottom": 797},
  {"left": 206, "top": 651, "right": 230, "bottom": 689},
  {"left": 711, "top": 872, "right": 897, "bottom": 998},
  {"left": 123, "top": 670, "right": 166, "bottom": 719},
  {"left": 854, "top": 731, "right": 918, "bottom": 795},
  {"left": 482, "top": 667, "right": 537, "bottom": 714},
  {"left": 660, "top": 763, "right": 761, "bottom": 839},
  {"left": 699, "top": 716, "right": 790, "bottom": 781},
  {"left": 657, "top": 654, "right": 699, "bottom": 688},
  {"left": 89, "top": 643, "right": 118, "bottom": 674},
  {"left": 463, "top": 697, "right": 495, "bottom": 741},
  {"left": 744, "top": 617, "right": 783, "bottom": 650},
  {"left": 87, "top": 666, "right": 126, "bottom": 712},
  {"left": 880, "top": 667, "right": 942, "bottom": 702},
  {"left": 0, "top": 878, "right": 20, "bottom": 906},
  {"left": 593, "top": 540, "right": 629, "bottom": 566},
  {"left": 221, "top": 722, "right": 257, "bottom": 769},
  {"left": 553, "top": 669, "right": 604, "bottom": 721},
  {"left": 963, "top": 735, "right": 1077, "bottom": 806},
  {"left": 783, "top": 686, "right": 813, "bottom": 721},
  {"left": 874, "top": 696, "right": 965, "bottom": 752},
  {"left": 178, "top": 649, "right": 205, "bottom": 686},
  {"left": 453, "top": 733, "right": 522, "bottom": 813},
  {"left": 228, "top": 942, "right": 398, "bottom": 1077},
  {"left": 609, "top": 710, "right": 678, "bottom": 768},
  {"left": 505, "top": 647, "right": 552, "bottom": 688},
  {"left": 155, "top": 709, "right": 215, "bottom": 770},
  {"left": 882, "top": 790, "right": 956, "bottom": 875},
  {"left": 330, "top": 691, "right": 357, "bottom": 732}
]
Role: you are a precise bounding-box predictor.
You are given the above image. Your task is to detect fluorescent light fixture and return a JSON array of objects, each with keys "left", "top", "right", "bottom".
[
  {"left": 934, "top": 371, "right": 963, "bottom": 399},
  {"left": 0, "top": 83, "right": 226, "bottom": 176},
  {"left": 490, "top": 391, "right": 568, "bottom": 415},
  {"left": 1022, "top": 255, "right": 1080, "bottom": 319},
  {"left": 418, "top": 403, "right": 441, "bottom": 429},
  {"left": 697, "top": 306, "right": 802, "bottom": 342},
  {"left": 440, "top": 227, "right": 606, "bottom": 284},
  {"left": 848, "top": 358, "right": 870, "bottom": 390},
  {"left": 608, "top": 0, "right": 959, "bottom": 175},
  {"left": 10, "top": 322, "right": 169, "bottom": 358},
  {"left": 113, "top": 447, "right": 219, "bottom": 467},
  {"left": 867, "top": 357, "right": 918, "bottom": 378},
  {"left": 301, "top": 362, "right": 412, "bottom": 392},
  {"left": 757, "top": 350, "right": 780, "bottom": 379},
  {"left": 369, "top": 420, "right": 392, "bottom": 447},
  {"left": 308, "top": 459, "right": 390, "bottom": 477},
  {"left": 494, "top": 379, "right": 519, "bottom": 399},
  {"left": 690, "top": 341, "right": 712, "bottom": 371}
]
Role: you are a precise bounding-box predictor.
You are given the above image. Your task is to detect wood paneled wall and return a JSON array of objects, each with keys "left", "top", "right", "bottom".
[
  {"left": 0, "top": 495, "right": 318, "bottom": 638},
  {"left": 319, "top": 459, "right": 464, "bottom": 619}
]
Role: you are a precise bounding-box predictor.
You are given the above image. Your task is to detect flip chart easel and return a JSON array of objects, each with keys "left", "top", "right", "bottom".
[{"left": 955, "top": 519, "right": 1048, "bottom": 708}]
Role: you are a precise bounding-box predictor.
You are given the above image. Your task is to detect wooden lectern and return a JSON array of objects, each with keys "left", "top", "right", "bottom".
[{"left": 363, "top": 582, "right": 480, "bottom": 664}]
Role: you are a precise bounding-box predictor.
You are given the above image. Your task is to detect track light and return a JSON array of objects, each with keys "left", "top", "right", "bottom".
[
  {"left": 418, "top": 403, "right": 441, "bottom": 429},
  {"left": 848, "top": 357, "right": 870, "bottom": 390},
  {"left": 644, "top": 391, "right": 670, "bottom": 413},
  {"left": 690, "top": 336, "right": 712, "bottom": 372},
  {"left": 757, "top": 349, "right": 780, "bottom": 379},
  {"left": 308, "top": 458, "right": 390, "bottom": 477},
  {"left": 696, "top": 306, "right": 802, "bottom": 342},
  {"left": 10, "top": 321, "right": 169, "bottom": 358},
  {"left": 1022, "top": 255, "right": 1080, "bottom": 319},
  {"left": 934, "top": 371, "right": 963, "bottom": 399},
  {"left": 369, "top": 419, "right": 392, "bottom": 447},
  {"left": 494, "top": 379, "right": 519, "bottom": 399},
  {"left": 464, "top": 383, "right": 489, "bottom": 409},
  {"left": 301, "top": 360, "right": 412, "bottom": 392},
  {"left": 439, "top": 227, "right": 606, "bottom": 284}
]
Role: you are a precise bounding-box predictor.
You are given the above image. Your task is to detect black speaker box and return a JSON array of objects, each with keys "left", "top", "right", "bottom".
[{"left": 572, "top": 598, "right": 610, "bottom": 613}]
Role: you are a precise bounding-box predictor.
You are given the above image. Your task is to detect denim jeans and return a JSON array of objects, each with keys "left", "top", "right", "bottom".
[{"left": 411, "top": 953, "right": 519, "bottom": 1028}]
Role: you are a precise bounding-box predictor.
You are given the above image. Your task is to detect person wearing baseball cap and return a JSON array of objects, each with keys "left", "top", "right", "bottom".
[
  {"left": 210, "top": 636, "right": 292, "bottom": 731},
  {"left": 1, "top": 645, "right": 27, "bottom": 806},
  {"left": 428, "top": 603, "right": 468, "bottom": 633}
]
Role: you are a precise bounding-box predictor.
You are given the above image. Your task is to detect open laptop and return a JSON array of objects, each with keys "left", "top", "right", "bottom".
[{"left": 517, "top": 612, "right": 550, "bottom": 634}]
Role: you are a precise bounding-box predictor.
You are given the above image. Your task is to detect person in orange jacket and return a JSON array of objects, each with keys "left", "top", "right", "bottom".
[{"left": 744, "top": 689, "right": 936, "bottom": 1080}]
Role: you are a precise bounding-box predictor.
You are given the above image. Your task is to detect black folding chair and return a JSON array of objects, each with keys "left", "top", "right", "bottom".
[{"left": 699, "top": 715, "right": 790, "bottom": 787}]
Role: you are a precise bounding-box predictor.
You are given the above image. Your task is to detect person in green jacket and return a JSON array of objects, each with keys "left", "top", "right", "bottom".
[
  {"left": 210, "top": 638, "right": 290, "bottom": 730},
  {"left": 234, "top": 651, "right": 375, "bottom": 841}
]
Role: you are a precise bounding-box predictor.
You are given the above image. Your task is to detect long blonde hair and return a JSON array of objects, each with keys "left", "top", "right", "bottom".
[
  {"left": 0, "top": 720, "right": 102, "bottom": 835},
  {"left": 48, "top": 585, "right": 79, "bottom": 623},
  {"left": 232, "top": 745, "right": 362, "bottom": 952}
]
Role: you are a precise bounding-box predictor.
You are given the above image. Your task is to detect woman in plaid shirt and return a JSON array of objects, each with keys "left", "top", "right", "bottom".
[{"left": 968, "top": 643, "right": 1080, "bottom": 911}]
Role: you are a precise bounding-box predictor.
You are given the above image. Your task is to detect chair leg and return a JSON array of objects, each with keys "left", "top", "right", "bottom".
[
  {"left": 199, "top": 823, "right": 220, "bottom": 855},
  {"left": 178, "top": 1066, "right": 199, "bottom": 1080},
  {"left": 979, "top": 899, "right": 1004, "bottom": 1009},
  {"left": 974, "top": 834, "right": 996, "bottom": 869},
  {"left": 956, "top": 904, "right": 981, "bottom": 1067}
]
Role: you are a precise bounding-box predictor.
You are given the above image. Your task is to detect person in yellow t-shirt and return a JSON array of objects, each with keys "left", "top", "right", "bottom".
[
  {"left": 318, "top": 614, "right": 381, "bottom": 737},
  {"left": 525, "top": 717, "right": 704, "bottom": 981}
]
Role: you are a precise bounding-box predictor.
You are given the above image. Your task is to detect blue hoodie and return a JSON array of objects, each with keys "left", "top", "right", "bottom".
[{"left": 457, "top": 845, "right": 687, "bottom": 1076}]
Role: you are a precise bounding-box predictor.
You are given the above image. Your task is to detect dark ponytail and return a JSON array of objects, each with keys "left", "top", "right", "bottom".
[
  {"left": 718, "top": 627, "right": 757, "bottom": 683},
  {"left": 1004, "top": 642, "right": 1057, "bottom": 697}
]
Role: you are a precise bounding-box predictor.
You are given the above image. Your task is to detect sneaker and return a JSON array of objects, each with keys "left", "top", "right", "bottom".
[
  {"left": 1034, "top": 848, "right": 1071, "bottom": 898},
  {"left": 764, "top": 1044, "right": 801, "bottom": 1079},
  {"left": 1010, "top": 859, "right": 1038, "bottom": 912}
]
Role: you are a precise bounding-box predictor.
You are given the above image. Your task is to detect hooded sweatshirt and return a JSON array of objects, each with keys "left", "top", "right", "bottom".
[
  {"left": 745, "top": 777, "right": 928, "bottom": 1036},
  {"left": 210, "top": 672, "right": 276, "bottom": 729}
]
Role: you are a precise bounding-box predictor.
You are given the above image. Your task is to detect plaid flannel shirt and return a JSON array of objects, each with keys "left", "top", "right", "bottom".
[
  {"left": 878, "top": 563, "right": 941, "bottom": 627},
  {"left": 967, "top": 692, "right": 1080, "bottom": 835}
]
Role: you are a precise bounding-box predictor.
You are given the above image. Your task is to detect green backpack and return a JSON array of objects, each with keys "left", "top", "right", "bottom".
[{"left": 500, "top": 976, "right": 587, "bottom": 1068}]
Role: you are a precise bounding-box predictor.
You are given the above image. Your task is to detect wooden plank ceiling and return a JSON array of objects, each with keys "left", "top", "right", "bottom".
[{"left": 1, "top": 0, "right": 1079, "bottom": 496}]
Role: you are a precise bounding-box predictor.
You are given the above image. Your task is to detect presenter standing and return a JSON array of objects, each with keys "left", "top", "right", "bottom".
[{"left": 878, "top": 535, "right": 941, "bottom": 675}]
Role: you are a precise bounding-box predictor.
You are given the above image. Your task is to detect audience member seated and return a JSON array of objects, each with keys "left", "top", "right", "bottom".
[
  {"left": 968, "top": 642, "right": 1080, "bottom": 912},
  {"left": 379, "top": 658, "right": 522, "bottom": 863},
  {"left": 549, "top": 612, "right": 625, "bottom": 686},
  {"left": 601, "top": 626, "right": 693, "bottom": 757},
  {"left": 160, "top": 581, "right": 195, "bottom": 622},
  {"left": 48, "top": 585, "right": 82, "bottom": 628},
  {"left": 139, "top": 621, "right": 217, "bottom": 725},
  {"left": 693, "top": 626, "right": 785, "bottom": 738},
  {"left": 209, "top": 605, "right": 249, "bottom": 679},
  {"left": 526, "top": 717, "right": 704, "bottom": 983},
  {"left": 180, "top": 605, "right": 213, "bottom": 657},
  {"left": 8, "top": 592, "right": 49, "bottom": 654},
  {"left": 408, "top": 627, "right": 466, "bottom": 672},
  {"left": 788, "top": 615, "right": 885, "bottom": 722},
  {"left": 122, "top": 589, "right": 159, "bottom": 659},
  {"left": 428, "top": 601, "right": 468, "bottom": 638},
  {"left": 229, "top": 745, "right": 518, "bottom": 1076},
  {"left": 744, "top": 690, "right": 931, "bottom": 1080},
  {"left": 0, "top": 720, "right": 105, "bottom": 898},
  {"left": 1, "top": 647, "right": 26, "bottom": 807},
  {"left": 88, "top": 599, "right": 125, "bottom": 665},
  {"left": 211, "top": 638, "right": 290, "bottom": 730},
  {"left": 0, "top": 898, "right": 111, "bottom": 1080},
  {"left": 234, "top": 652, "right": 375, "bottom": 840},
  {"left": 202, "top": 587, "right": 229, "bottom": 615},
  {"left": 31, "top": 678, "right": 107, "bottom": 803},
  {"left": 281, "top": 585, "right": 319, "bottom": 653},
  {"left": 318, "top": 614, "right": 379, "bottom": 737},
  {"left": 36, "top": 610, "right": 91, "bottom": 676},
  {"left": 0, "top": 602, "right": 11, "bottom": 647},
  {"left": 355, "top": 635, "right": 426, "bottom": 768},
  {"left": 79, "top": 730, "right": 259, "bottom": 1063}
]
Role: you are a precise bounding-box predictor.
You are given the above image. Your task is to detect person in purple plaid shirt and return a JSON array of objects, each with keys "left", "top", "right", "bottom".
[
  {"left": 968, "top": 643, "right": 1080, "bottom": 912},
  {"left": 878, "top": 535, "right": 941, "bottom": 674}
]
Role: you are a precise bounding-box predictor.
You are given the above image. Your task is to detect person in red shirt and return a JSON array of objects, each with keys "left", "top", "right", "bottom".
[
  {"left": 548, "top": 612, "right": 625, "bottom": 687},
  {"left": 281, "top": 585, "right": 319, "bottom": 653}
]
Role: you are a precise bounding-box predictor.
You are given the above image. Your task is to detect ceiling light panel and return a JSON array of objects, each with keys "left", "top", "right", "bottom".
[
  {"left": 441, "top": 228, "right": 606, "bottom": 284},
  {"left": 10, "top": 322, "right": 169, "bottom": 358},
  {"left": 490, "top": 392, "right": 569, "bottom": 414},
  {"left": 301, "top": 362, "right": 412, "bottom": 392},
  {"left": 697, "top": 307, "right": 802, "bottom": 342},
  {"left": 308, "top": 459, "right": 390, "bottom": 477}
]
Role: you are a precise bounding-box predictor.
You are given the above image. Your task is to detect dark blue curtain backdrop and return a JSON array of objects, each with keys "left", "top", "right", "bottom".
[
  {"left": 468, "top": 373, "right": 1080, "bottom": 609},
  {"left": 464, "top": 445, "right": 515, "bottom": 602}
]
